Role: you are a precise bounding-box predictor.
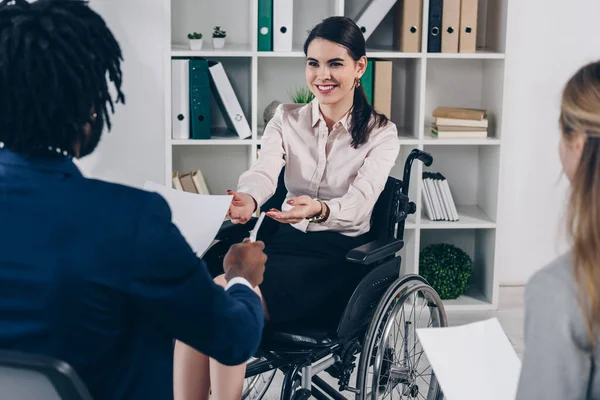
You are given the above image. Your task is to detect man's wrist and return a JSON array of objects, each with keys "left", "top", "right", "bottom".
[{"left": 225, "top": 276, "right": 254, "bottom": 291}]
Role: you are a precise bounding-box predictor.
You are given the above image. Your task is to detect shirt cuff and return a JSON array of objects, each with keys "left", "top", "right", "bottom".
[{"left": 225, "top": 277, "right": 254, "bottom": 291}]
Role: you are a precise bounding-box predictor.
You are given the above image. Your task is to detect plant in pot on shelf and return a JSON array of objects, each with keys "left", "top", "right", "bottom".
[
  {"left": 212, "top": 26, "right": 227, "bottom": 49},
  {"left": 290, "top": 86, "right": 315, "bottom": 104},
  {"left": 187, "top": 32, "right": 203, "bottom": 50},
  {"left": 419, "top": 243, "right": 473, "bottom": 300}
]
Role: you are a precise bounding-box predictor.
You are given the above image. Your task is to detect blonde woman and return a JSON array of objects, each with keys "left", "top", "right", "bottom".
[{"left": 516, "top": 60, "right": 600, "bottom": 399}]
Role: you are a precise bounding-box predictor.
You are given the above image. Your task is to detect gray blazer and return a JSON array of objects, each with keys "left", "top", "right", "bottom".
[{"left": 516, "top": 251, "right": 600, "bottom": 399}]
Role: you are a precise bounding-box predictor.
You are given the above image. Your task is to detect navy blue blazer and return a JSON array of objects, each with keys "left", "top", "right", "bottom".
[{"left": 0, "top": 148, "right": 264, "bottom": 399}]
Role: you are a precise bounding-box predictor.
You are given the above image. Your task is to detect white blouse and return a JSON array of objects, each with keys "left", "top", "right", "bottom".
[{"left": 237, "top": 99, "right": 400, "bottom": 237}]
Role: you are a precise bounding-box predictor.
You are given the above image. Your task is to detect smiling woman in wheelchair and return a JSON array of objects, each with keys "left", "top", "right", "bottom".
[{"left": 174, "top": 16, "right": 447, "bottom": 400}]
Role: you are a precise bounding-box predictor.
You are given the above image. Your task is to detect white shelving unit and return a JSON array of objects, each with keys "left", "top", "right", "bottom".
[{"left": 165, "top": 0, "right": 509, "bottom": 311}]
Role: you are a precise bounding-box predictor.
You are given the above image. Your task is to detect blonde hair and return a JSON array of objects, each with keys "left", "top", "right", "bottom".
[{"left": 561, "top": 60, "right": 600, "bottom": 345}]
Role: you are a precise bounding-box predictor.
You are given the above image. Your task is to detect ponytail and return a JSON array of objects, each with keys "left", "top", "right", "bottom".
[{"left": 350, "top": 84, "right": 389, "bottom": 149}]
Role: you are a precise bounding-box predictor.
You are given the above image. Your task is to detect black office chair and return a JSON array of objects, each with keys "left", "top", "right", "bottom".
[
  {"left": 0, "top": 350, "right": 92, "bottom": 400},
  {"left": 203, "top": 149, "right": 448, "bottom": 400}
]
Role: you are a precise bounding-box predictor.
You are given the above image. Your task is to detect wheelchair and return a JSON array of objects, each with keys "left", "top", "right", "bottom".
[{"left": 204, "top": 149, "right": 448, "bottom": 400}]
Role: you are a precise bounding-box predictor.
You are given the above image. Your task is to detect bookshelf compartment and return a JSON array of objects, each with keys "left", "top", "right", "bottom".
[
  {"left": 421, "top": 145, "right": 499, "bottom": 227},
  {"left": 387, "top": 58, "right": 422, "bottom": 139},
  {"left": 203, "top": 57, "right": 253, "bottom": 139},
  {"left": 425, "top": 58, "right": 505, "bottom": 141},
  {"left": 257, "top": 58, "right": 307, "bottom": 132},
  {"left": 172, "top": 146, "right": 251, "bottom": 196},
  {"left": 171, "top": 0, "right": 253, "bottom": 49},
  {"left": 344, "top": 0, "right": 406, "bottom": 54},
  {"left": 419, "top": 229, "right": 496, "bottom": 310}
]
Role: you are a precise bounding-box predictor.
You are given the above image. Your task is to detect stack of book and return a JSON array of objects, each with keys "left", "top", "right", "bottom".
[
  {"left": 173, "top": 170, "right": 210, "bottom": 195},
  {"left": 422, "top": 172, "right": 459, "bottom": 222},
  {"left": 431, "top": 106, "right": 488, "bottom": 139}
]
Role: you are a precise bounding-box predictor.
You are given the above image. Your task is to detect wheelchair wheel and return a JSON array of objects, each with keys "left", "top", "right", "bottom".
[
  {"left": 356, "top": 275, "right": 447, "bottom": 400},
  {"left": 241, "top": 356, "right": 277, "bottom": 400}
]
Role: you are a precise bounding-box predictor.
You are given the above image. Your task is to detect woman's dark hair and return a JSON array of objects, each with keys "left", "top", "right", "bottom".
[
  {"left": 303, "top": 16, "right": 389, "bottom": 148},
  {"left": 0, "top": 0, "right": 125, "bottom": 157}
]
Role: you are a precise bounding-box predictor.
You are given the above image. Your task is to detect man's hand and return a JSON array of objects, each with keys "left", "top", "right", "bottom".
[
  {"left": 265, "top": 195, "right": 322, "bottom": 224},
  {"left": 223, "top": 239, "right": 267, "bottom": 287},
  {"left": 226, "top": 191, "right": 256, "bottom": 224}
]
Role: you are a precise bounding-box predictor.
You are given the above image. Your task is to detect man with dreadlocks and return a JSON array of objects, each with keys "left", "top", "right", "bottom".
[{"left": 0, "top": 1, "right": 267, "bottom": 398}]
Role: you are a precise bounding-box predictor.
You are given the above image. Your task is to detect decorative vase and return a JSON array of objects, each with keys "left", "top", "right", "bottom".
[
  {"left": 213, "top": 37, "right": 225, "bottom": 49},
  {"left": 263, "top": 100, "right": 282, "bottom": 125},
  {"left": 189, "top": 39, "right": 203, "bottom": 51}
]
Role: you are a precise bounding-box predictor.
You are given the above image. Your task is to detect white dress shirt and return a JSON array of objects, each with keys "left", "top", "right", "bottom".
[{"left": 237, "top": 99, "right": 400, "bottom": 237}]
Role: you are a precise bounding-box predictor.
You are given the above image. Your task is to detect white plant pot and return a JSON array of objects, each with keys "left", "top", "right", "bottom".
[
  {"left": 213, "top": 37, "right": 225, "bottom": 49},
  {"left": 189, "top": 39, "right": 203, "bottom": 50}
]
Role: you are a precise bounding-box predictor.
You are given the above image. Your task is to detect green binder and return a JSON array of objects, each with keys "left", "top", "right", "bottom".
[
  {"left": 258, "top": 0, "right": 273, "bottom": 51},
  {"left": 189, "top": 58, "right": 211, "bottom": 139},
  {"left": 361, "top": 60, "right": 374, "bottom": 105}
]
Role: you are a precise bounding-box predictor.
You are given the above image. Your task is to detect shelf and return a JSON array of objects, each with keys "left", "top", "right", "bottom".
[
  {"left": 422, "top": 136, "right": 501, "bottom": 146},
  {"left": 420, "top": 205, "right": 495, "bottom": 229},
  {"left": 426, "top": 49, "right": 505, "bottom": 60},
  {"left": 442, "top": 288, "right": 494, "bottom": 311},
  {"left": 257, "top": 49, "right": 305, "bottom": 58},
  {"left": 172, "top": 137, "right": 252, "bottom": 146},
  {"left": 171, "top": 43, "right": 254, "bottom": 57}
]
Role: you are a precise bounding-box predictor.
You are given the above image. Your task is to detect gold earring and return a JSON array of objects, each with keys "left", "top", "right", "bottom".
[{"left": 355, "top": 77, "right": 361, "bottom": 88}]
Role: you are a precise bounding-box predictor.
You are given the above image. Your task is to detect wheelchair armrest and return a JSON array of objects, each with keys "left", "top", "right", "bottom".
[
  {"left": 215, "top": 219, "right": 257, "bottom": 241},
  {"left": 346, "top": 238, "right": 404, "bottom": 265}
]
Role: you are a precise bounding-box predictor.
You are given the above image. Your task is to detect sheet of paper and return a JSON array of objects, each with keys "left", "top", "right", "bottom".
[
  {"left": 144, "top": 181, "right": 233, "bottom": 257},
  {"left": 416, "top": 317, "right": 522, "bottom": 400}
]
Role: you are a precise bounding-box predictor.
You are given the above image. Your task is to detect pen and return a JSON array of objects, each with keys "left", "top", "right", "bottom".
[{"left": 249, "top": 212, "right": 266, "bottom": 243}]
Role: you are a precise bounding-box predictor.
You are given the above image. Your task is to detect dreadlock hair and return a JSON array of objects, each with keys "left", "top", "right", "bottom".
[{"left": 0, "top": 0, "right": 125, "bottom": 158}]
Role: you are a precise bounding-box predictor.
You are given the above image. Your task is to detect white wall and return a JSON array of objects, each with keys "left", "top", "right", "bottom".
[
  {"left": 497, "top": 0, "right": 600, "bottom": 285},
  {"left": 75, "top": 0, "right": 168, "bottom": 189}
]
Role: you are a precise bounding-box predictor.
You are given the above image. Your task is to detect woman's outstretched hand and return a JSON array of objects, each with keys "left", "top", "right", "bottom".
[
  {"left": 265, "top": 195, "right": 322, "bottom": 224},
  {"left": 227, "top": 190, "right": 256, "bottom": 224}
]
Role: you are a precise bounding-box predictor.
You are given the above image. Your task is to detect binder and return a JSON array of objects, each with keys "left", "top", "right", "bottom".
[
  {"left": 191, "top": 169, "right": 210, "bottom": 195},
  {"left": 273, "top": 0, "right": 293, "bottom": 52},
  {"left": 172, "top": 172, "right": 183, "bottom": 190},
  {"left": 441, "top": 0, "right": 460, "bottom": 53},
  {"left": 171, "top": 59, "right": 190, "bottom": 139},
  {"left": 459, "top": 0, "right": 478, "bottom": 53},
  {"left": 258, "top": 0, "right": 273, "bottom": 51},
  {"left": 355, "top": 0, "right": 398, "bottom": 41},
  {"left": 361, "top": 60, "right": 374, "bottom": 105},
  {"left": 373, "top": 60, "right": 393, "bottom": 118},
  {"left": 189, "top": 59, "right": 212, "bottom": 140},
  {"left": 439, "top": 173, "right": 459, "bottom": 221},
  {"left": 394, "top": 0, "right": 423, "bottom": 53},
  {"left": 427, "top": 0, "right": 443, "bottom": 52},
  {"left": 208, "top": 61, "right": 252, "bottom": 139}
]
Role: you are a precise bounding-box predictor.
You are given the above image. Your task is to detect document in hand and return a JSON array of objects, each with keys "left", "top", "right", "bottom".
[
  {"left": 416, "top": 317, "right": 521, "bottom": 400},
  {"left": 144, "top": 181, "right": 232, "bottom": 257}
]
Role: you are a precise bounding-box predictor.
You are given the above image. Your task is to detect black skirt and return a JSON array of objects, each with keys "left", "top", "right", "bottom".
[{"left": 258, "top": 223, "right": 368, "bottom": 329}]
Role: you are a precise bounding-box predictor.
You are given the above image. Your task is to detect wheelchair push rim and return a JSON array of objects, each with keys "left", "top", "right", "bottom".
[
  {"left": 242, "top": 356, "right": 277, "bottom": 400},
  {"left": 357, "top": 277, "right": 447, "bottom": 400}
]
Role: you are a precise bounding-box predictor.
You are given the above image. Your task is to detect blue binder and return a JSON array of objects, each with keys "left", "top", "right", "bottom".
[
  {"left": 427, "top": 0, "right": 443, "bottom": 53},
  {"left": 189, "top": 58, "right": 211, "bottom": 139}
]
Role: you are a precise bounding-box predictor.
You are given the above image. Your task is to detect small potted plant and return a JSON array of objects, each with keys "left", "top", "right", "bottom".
[
  {"left": 290, "top": 86, "right": 315, "bottom": 104},
  {"left": 212, "top": 26, "right": 227, "bottom": 49},
  {"left": 187, "top": 32, "right": 203, "bottom": 50}
]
